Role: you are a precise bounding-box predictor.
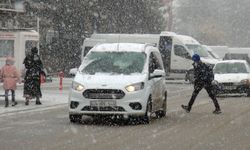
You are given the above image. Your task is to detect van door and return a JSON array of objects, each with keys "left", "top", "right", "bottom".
[
  {"left": 158, "top": 36, "right": 172, "bottom": 74},
  {"left": 171, "top": 44, "right": 192, "bottom": 73},
  {"left": 148, "top": 52, "right": 165, "bottom": 111}
]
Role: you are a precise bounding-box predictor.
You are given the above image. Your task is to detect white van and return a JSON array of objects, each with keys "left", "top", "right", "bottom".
[
  {"left": 69, "top": 43, "right": 167, "bottom": 123},
  {"left": 79, "top": 32, "right": 215, "bottom": 79}
]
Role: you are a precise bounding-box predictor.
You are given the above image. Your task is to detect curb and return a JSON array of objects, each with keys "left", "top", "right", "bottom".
[
  {"left": 165, "top": 80, "right": 191, "bottom": 84},
  {"left": 0, "top": 103, "right": 67, "bottom": 117}
]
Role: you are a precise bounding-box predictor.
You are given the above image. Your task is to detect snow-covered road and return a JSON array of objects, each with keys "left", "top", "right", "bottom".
[{"left": 0, "top": 82, "right": 249, "bottom": 150}]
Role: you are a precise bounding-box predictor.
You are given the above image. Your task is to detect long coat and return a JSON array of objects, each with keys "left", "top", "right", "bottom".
[
  {"left": 23, "top": 53, "right": 44, "bottom": 98},
  {"left": 1, "top": 64, "right": 20, "bottom": 90}
]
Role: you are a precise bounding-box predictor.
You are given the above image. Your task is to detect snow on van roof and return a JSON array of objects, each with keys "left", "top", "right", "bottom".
[
  {"left": 176, "top": 35, "right": 200, "bottom": 45},
  {"left": 217, "top": 60, "right": 247, "bottom": 63},
  {"left": 91, "top": 43, "right": 147, "bottom": 52},
  {"left": 91, "top": 33, "right": 159, "bottom": 39}
]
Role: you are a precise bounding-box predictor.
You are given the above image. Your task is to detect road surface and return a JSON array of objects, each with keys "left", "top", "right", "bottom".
[{"left": 0, "top": 83, "right": 249, "bottom": 150}]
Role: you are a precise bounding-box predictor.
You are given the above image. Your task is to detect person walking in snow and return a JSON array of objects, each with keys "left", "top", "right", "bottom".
[
  {"left": 181, "top": 54, "right": 222, "bottom": 114},
  {"left": 0, "top": 57, "right": 21, "bottom": 107},
  {"left": 23, "top": 47, "right": 45, "bottom": 105}
]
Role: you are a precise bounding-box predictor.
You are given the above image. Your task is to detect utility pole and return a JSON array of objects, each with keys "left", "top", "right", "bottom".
[{"left": 161, "top": 0, "right": 174, "bottom": 31}]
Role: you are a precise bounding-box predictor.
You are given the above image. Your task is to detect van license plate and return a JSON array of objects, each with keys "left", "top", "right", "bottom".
[{"left": 90, "top": 100, "right": 116, "bottom": 107}]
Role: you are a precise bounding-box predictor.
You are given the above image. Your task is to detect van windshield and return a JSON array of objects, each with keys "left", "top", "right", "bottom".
[
  {"left": 186, "top": 44, "right": 209, "bottom": 57},
  {"left": 82, "top": 51, "right": 146, "bottom": 75}
]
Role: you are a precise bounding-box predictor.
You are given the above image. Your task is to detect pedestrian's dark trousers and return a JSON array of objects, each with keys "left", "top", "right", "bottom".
[
  {"left": 188, "top": 82, "right": 220, "bottom": 111},
  {"left": 5, "top": 89, "right": 15, "bottom": 102}
]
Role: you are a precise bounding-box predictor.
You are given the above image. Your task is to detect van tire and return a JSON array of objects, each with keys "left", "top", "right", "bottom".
[
  {"left": 156, "top": 92, "right": 167, "bottom": 118},
  {"left": 246, "top": 89, "right": 250, "bottom": 97},
  {"left": 140, "top": 97, "right": 152, "bottom": 124}
]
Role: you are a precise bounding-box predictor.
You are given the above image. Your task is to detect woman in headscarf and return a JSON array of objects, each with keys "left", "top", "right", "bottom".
[{"left": 23, "top": 47, "right": 44, "bottom": 105}]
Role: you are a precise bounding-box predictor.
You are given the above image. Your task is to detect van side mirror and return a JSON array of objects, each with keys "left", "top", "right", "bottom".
[
  {"left": 149, "top": 69, "right": 165, "bottom": 80},
  {"left": 185, "top": 53, "right": 192, "bottom": 59},
  {"left": 69, "top": 68, "right": 78, "bottom": 76}
]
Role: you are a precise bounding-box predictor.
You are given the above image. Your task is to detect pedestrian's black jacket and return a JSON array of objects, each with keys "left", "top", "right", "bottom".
[
  {"left": 23, "top": 53, "right": 44, "bottom": 79},
  {"left": 193, "top": 62, "right": 214, "bottom": 83}
]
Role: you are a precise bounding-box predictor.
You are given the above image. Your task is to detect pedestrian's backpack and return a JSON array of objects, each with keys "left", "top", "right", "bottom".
[{"left": 205, "top": 64, "right": 214, "bottom": 82}]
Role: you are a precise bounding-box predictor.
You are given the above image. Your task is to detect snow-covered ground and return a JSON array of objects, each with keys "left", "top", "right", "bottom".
[{"left": 0, "top": 78, "right": 73, "bottom": 116}]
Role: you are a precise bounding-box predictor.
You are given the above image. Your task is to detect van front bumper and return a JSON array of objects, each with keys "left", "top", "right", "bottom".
[{"left": 68, "top": 88, "right": 149, "bottom": 117}]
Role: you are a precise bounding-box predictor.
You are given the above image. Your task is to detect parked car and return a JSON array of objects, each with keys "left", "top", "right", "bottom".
[
  {"left": 223, "top": 53, "right": 250, "bottom": 64},
  {"left": 69, "top": 43, "right": 168, "bottom": 124},
  {"left": 213, "top": 60, "right": 250, "bottom": 96}
]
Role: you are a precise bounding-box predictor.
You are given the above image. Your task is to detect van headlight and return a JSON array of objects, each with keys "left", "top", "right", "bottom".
[
  {"left": 125, "top": 82, "right": 144, "bottom": 92},
  {"left": 72, "top": 82, "right": 85, "bottom": 91},
  {"left": 240, "top": 79, "right": 250, "bottom": 85}
]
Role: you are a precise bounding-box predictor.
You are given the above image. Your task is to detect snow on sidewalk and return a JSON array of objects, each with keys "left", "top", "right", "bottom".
[{"left": 0, "top": 78, "right": 73, "bottom": 116}]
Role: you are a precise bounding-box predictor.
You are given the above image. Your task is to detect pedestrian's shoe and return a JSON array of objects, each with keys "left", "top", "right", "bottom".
[
  {"left": 25, "top": 100, "right": 29, "bottom": 106},
  {"left": 213, "top": 109, "right": 222, "bottom": 114},
  {"left": 5, "top": 101, "right": 9, "bottom": 107},
  {"left": 36, "top": 99, "right": 42, "bottom": 105},
  {"left": 12, "top": 101, "right": 18, "bottom": 106},
  {"left": 181, "top": 105, "right": 190, "bottom": 113}
]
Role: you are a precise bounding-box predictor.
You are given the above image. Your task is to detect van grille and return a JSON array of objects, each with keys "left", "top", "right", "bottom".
[
  {"left": 82, "top": 106, "right": 125, "bottom": 111},
  {"left": 83, "top": 89, "right": 125, "bottom": 99}
]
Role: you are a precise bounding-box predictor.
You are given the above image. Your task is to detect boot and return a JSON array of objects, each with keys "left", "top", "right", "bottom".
[
  {"left": 5, "top": 93, "right": 9, "bottom": 107},
  {"left": 5, "top": 100, "right": 9, "bottom": 107},
  {"left": 12, "top": 101, "right": 18, "bottom": 106},
  {"left": 213, "top": 109, "right": 222, "bottom": 114},
  {"left": 25, "top": 98, "right": 29, "bottom": 106},
  {"left": 36, "top": 97, "right": 42, "bottom": 105},
  {"left": 181, "top": 105, "right": 190, "bottom": 113},
  {"left": 12, "top": 96, "right": 17, "bottom": 106}
]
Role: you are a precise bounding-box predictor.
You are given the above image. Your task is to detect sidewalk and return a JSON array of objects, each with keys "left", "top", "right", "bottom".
[{"left": 0, "top": 78, "right": 73, "bottom": 116}]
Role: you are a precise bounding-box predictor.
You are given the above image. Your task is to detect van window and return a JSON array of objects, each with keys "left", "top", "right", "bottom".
[
  {"left": 149, "top": 52, "right": 162, "bottom": 73},
  {"left": 174, "top": 45, "right": 191, "bottom": 59},
  {"left": 0, "top": 40, "right": 14, "bottom": 57},
  {"left": 186, "top": 44, "right": 209, "bottom": 57},
  {"left": 207, "top": 51, "right": 218, "bottom": 59},
  {"left": 82, "top": 51, "right": 146, "bottom": 75}
]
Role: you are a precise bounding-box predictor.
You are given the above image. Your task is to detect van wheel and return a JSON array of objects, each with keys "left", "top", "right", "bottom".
[
  {"left": 246, "top": 89, "right": 250, "bottom": 97},
  {"left": 140, "top": 97, "right": 152, "bottom": 124},
  {"left": 156, "top": 92, "right": 167, "bottom": 118},
  {"left": 69, "top": 114, "right": 82, "bottom": 123}
]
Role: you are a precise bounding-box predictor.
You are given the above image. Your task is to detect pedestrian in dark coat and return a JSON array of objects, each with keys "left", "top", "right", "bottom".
[
  {"left": 181, "top": 54, "right": 222, "bottom": 114},
  {"left": 23, "top": 47, "right": 44, "bottom": 105}
]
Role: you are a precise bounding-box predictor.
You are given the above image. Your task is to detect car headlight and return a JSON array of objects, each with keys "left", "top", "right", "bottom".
[
  {"left": 125, "top": 82, "right": 144, "bottom": 92},
  {"left": 240, "top": 79, "right": 250, "bottom": 85},
  {"left": 72, "top": 82, "right": 85, "bottom": 91}
]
